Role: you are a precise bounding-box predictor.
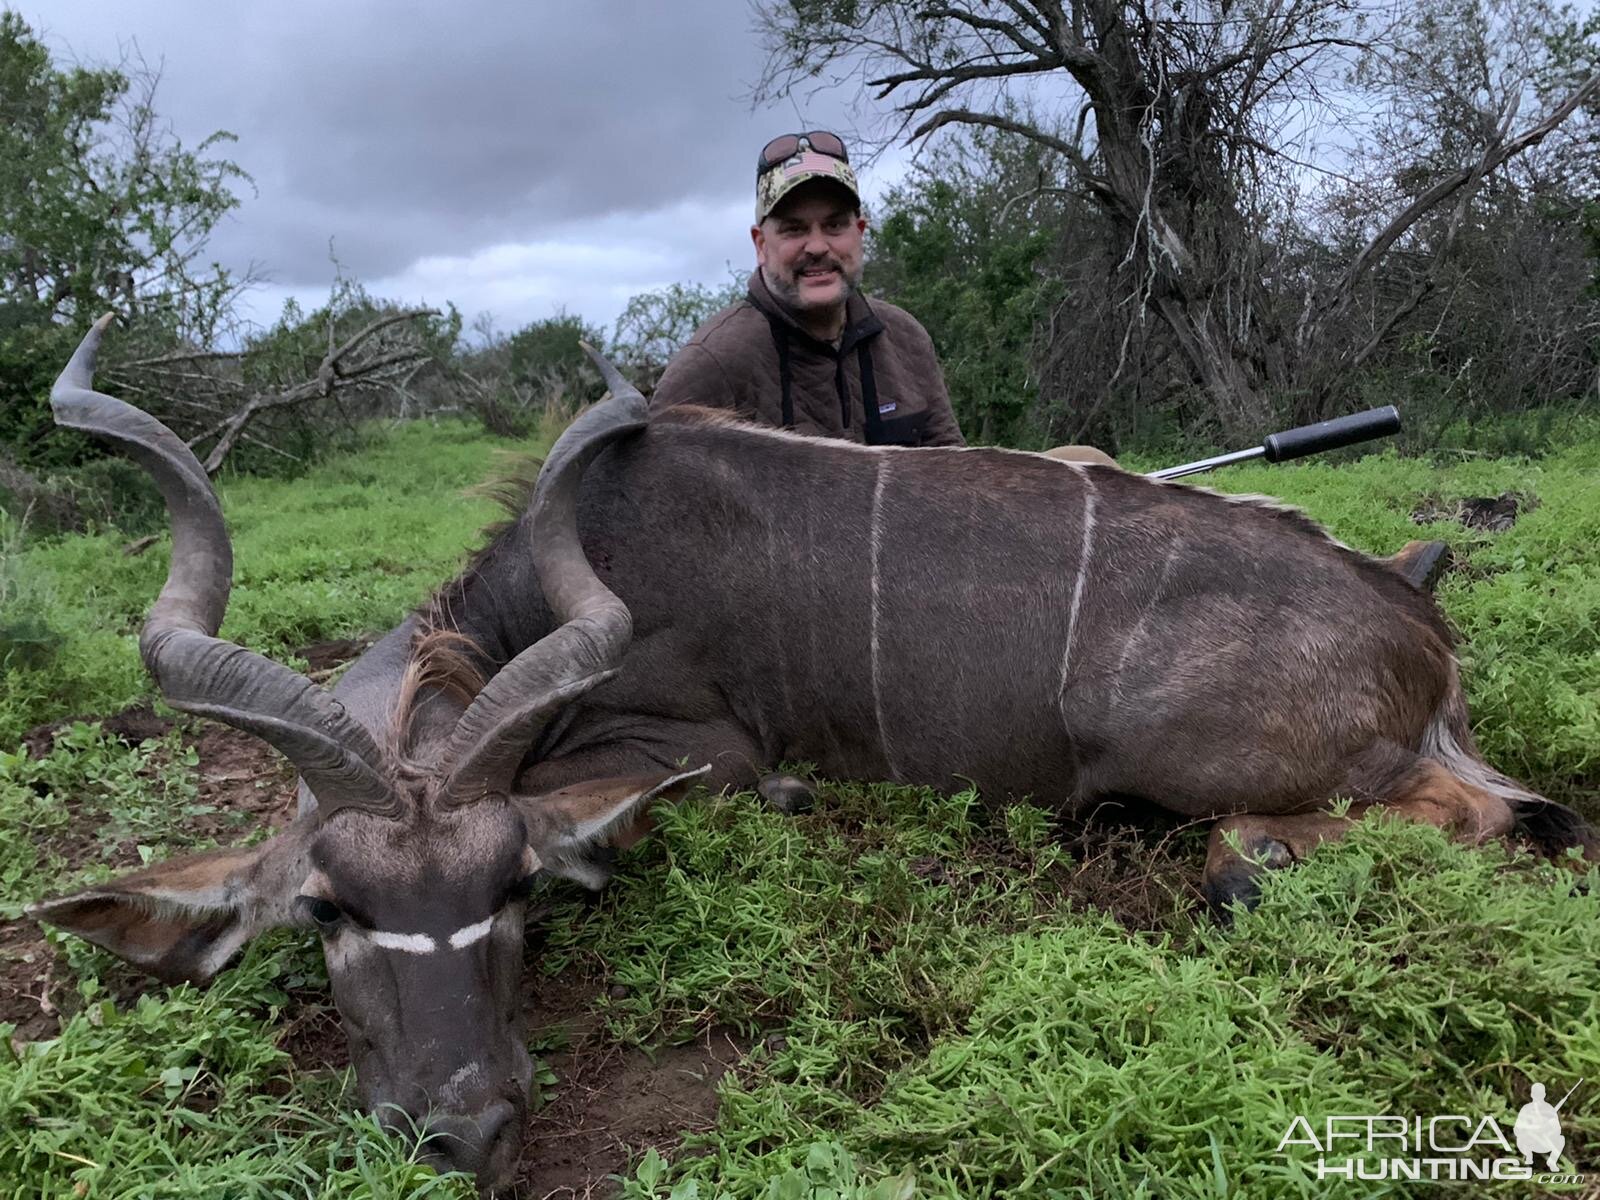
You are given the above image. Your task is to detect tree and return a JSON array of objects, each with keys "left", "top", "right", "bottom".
[
  {"left": 0, "top": 16, "right": 455, "bottom": 481},
  {"left": 610, "top": 280, "right": 742, "bottom": 389},
  {"left": 104, "top": 277, "right": 458, "bottom": 475},
  {"left": 454, "top": 311, "right": 606, "bottom": 438},
  {"left": 756, "top": 0, "right": 1600, "bottom": 434},
  {"left": 506, "top": 311, "right": 603, "bottom": 394},
  {"left": 866, "top": 130, "right": 1066, "bottom": 444},
  {"left": 0, "top": 13, "right": 246, "bottom": 336},
  {"left": 0, "top": 12, "right": 247, "bottom": 469},
  {"left": 1295, "top": 0, "right": 1600, "bottom": 422}
]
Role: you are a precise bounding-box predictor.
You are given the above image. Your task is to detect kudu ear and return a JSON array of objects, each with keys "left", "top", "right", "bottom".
[
  {"left": 517, "top": 765, "right": 709, "bottom": 886},
  {"left": 25, "top": 821, "right": 315, "bottom": 985}
]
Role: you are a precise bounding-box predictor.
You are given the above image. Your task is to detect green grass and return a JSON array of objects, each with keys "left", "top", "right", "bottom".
[
  {"left": 0, "top": 420, "right": 538, "bottom": 743},
  {"left": 0, "top": 723, "right": 204, "bottom": 919},
  {"left": 1, "top": 934, "right": 475, "bottom": 1199},
  {"left": 1, "top": 422, "right": 1596, "bottom": 1197},
  {"left": 590, "top": 801, "right": 1598, "bottom": 1199}
]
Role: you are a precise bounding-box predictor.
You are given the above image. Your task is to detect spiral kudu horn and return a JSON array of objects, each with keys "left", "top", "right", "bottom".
[
  {"left": 437, "top": 345, "right": 648, "bottom": 805},
  {"left": 51, "top": 315, "right": 399, "bottom": 817}
]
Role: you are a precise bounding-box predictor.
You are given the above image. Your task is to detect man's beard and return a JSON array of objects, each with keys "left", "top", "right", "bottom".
[{"left": 763, "top": 255, "right": 862, "bottom": 311}]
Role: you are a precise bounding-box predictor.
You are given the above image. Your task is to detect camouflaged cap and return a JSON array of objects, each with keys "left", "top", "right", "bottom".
[{"left": 756, "top": 149, "right": 861, "bottom": 222}]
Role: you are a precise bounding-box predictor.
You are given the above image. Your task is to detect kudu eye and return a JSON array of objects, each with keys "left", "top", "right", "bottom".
[{"left": 301, "top": 897, "right": 343, "bottom": 928}]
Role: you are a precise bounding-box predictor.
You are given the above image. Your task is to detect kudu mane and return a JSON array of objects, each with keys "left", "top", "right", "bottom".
[{"left": 390, "top": 461, "right": 543, "bottom": 759}]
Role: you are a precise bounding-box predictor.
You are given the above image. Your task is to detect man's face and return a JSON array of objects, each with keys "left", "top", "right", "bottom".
[{"left": 752, "top": 183, "right": 868, "bottom": 315}]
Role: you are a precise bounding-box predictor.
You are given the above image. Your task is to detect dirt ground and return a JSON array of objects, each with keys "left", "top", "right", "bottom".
[
  {"left": 3, "top": 698, "right": 301, "bottom": 1044},
  {"left": 513, "top": 967, "right": 748, "bottom": 1199}
]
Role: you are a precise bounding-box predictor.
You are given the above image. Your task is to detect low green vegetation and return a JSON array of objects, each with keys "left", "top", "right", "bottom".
[
  {"left": 2, "top": 423, "right": 1596, "bottom": 1196},
  {"left": 2, "top": 933, "right": 470, "bottom": 1199},
  {"left": 602, "top": 813, "right": 1597, "bottom": 1198},
  {"left": 0, "top": 419, "right": 532, "bottom": 743}
]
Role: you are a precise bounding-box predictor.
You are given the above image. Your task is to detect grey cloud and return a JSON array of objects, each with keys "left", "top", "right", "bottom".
[{"left": 27, "top": 1, "right": 876, "bottom": 291}]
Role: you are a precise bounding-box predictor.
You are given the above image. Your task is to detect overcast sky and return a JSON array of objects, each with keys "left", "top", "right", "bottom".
[{"left": 20, "top": 1, "right": 913, "bottom": 340}]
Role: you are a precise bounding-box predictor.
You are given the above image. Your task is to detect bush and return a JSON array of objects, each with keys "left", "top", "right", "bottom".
[{"left": 0, "top": 308, "right": 95, "bottom": 472}]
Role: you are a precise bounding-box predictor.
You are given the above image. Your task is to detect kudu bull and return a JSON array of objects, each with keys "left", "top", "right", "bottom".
[{"left": 28, "top": 319, "right": 1593, "bottom": 1192}]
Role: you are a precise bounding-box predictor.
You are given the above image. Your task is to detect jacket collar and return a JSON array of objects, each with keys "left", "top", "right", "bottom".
[{"left": 746, "top": 270, "right": 884, "bottom": 355}]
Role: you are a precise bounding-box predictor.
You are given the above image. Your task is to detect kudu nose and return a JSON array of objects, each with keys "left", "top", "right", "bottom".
[{"left": 416, "top": 1100, "right": 519, "bottom": 1186}]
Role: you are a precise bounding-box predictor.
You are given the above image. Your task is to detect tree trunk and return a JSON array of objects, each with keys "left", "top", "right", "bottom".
[{"left": 1154, "top": 295, "right": 1271, "bottom": 434}]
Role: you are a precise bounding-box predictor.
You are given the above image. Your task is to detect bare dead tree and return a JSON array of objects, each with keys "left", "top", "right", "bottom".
[
  {"left": 755, "top": 0, "right": 1600, "bottom": 432},
  {"left": 1304, "top": 76, "right": 1600, "bottom": 383},
  {"left": 104, "top": 306, "right": 443, "bottom": 475}
]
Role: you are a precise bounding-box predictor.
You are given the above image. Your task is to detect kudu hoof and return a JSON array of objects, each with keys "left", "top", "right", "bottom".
[
  {"left": 757, "top": 773, "right": 815, "bottom": 816},
  {"left": 1203, "top": 837, "right": 1293, "bottom": 923}
]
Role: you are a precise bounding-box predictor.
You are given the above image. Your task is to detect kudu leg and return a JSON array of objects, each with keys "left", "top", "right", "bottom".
[
  {"left": 514, "top": 722, "right": 768, "bottom": 885},
  {"left": 1203, "top": 752, "right": 1517, "bottom": 916}
]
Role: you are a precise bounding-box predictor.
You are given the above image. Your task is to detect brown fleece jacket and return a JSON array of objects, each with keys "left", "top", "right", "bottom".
[{"left": 648, "top": 271, "right": 966, "bottom": 447}]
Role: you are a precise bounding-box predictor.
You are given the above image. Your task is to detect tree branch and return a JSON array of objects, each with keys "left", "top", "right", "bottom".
[
  {"left": 195, "top": 309, "right": 440, "bottom": 474},
  {"left": 1331, "top": 71, "right": 1600, "bottom": 308},
  {"left": 871, "top": 53, "right": 1062, "bottom": 102},
  {"left": 912, "top": 108, "right": 1107, "bottom": 196},
  {"left": 917, "top": 5, "right": 1053, "bottom": 59},
  {"left": 110, "top": 348, "right": 244, "bottom": 370}
]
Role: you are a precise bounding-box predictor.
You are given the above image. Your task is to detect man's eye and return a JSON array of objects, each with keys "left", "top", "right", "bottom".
[{"left": 302, "top": 897, "right": 343, "bottom": 928}]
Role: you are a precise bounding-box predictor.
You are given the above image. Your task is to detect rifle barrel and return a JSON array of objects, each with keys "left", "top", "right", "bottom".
[
  {"left": 1147, "top": 447, "right": 1264, "bottom": 481},
  {"left": 1145, "top": 406, "right": 1402, "bottom": 482}
]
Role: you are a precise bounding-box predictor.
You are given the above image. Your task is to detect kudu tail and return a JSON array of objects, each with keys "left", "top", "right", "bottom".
[{"left": 1422, "top": 674, "right": 1597, "bottom": 859}]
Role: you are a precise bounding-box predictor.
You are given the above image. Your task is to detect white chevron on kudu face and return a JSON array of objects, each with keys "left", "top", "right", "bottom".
[{"left": 363, "top": 915, "right": 497, "bottom": 955}]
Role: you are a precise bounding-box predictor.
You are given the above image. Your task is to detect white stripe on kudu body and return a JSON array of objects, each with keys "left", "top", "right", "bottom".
[
  {"left": 1058, "top": 469, "right": 1098, "bottom": 691},
  {"left": 868, "top": 458, "right": 899, "bottom": 782}
]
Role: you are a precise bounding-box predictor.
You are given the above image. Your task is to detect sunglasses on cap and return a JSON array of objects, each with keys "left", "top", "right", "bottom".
[{"left": 757, "top": 131, "right": 849, "bottom": 174}]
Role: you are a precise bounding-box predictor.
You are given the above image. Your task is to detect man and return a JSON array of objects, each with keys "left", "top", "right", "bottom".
[{"left": 649, "top": 131, "right": 964, "bottom": 447}]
